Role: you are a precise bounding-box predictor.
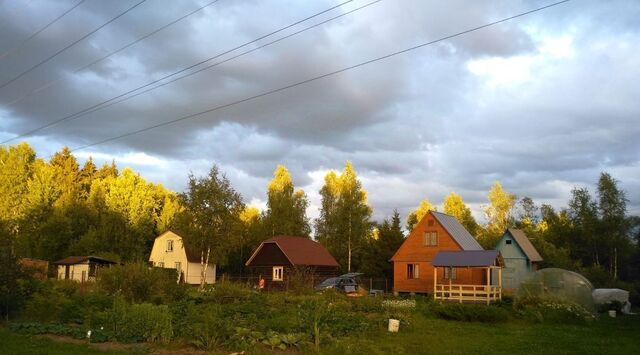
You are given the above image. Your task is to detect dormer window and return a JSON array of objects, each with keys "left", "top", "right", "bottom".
[{"left": 166, "top": 240, "right": 174, "bottom": 252}]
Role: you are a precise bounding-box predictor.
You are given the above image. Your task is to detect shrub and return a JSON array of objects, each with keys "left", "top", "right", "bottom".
[
  {"left": 105, "top": 297, "right": 173, "bottom": 343},
  {"left": 184, "top": 304, "right": 234, "bottom": 350},
  {"left": 428, "top": 303, "right": 510, "bottom": 323},
  {"left": 515, "top": 294, "right": 595, "bottom": 324},
  {"left": 23, "top": 289, "right": 70, "bottom": 322},
  {"left": 97, "top": 263, "right": 188, "bottom": 304},
  {"left": 200, "top": 282, "right": 253, "bottom": 304},
  {"left": 9, "top": 322, "right": 86, "bottom": 340}
]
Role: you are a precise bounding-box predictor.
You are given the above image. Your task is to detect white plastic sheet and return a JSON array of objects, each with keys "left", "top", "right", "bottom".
[{"left": 592, "top": 288, "right": 632, "bottom": 314}]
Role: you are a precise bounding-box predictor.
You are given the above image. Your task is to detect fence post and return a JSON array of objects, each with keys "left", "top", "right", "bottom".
[{"left": 385, "top": 278, "right": 388, "bottom": 293}]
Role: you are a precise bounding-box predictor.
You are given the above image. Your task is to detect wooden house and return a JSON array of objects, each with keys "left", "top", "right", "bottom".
[
  {"left": 391, "top": 211, "right": 485, "bottom": 294},
  {"left": 432, "top": 250, "right": 504, "bottom": 304},
  {"left": 149, "top": 230, "right": 216, "bottom": 285},
  {"left": 53, "top": 256, "right": 116, "bottom": 282},
  {"left": 494, "top": 228, "right": 543, "bottom": 290},
  {"left": 245, "top": 236, "right": 339, "bottom": 290}
]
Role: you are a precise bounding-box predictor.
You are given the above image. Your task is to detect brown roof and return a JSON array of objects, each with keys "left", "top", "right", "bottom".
[
  {"left": 506, "top": 228, "right": 543, "bottom": 262},
  {"left": 53, "top": 256, "right": 116, "bottom": 265},
  {"left": 246, "top": 236, "right": 339, "bottom": 267}
]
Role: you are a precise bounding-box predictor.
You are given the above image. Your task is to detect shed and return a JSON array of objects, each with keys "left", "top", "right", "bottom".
[
  {"left": 494, "top": 228, "right": 543, "bottom": 290},
  {"left": 245, "top": 236, "right": 339, "bottom": 290},
  {"left": 53, "top": 256, "right": 116, "bottom": 282},
  {"left": 432, "top": 250, "right": 504, "bottom": 304}
]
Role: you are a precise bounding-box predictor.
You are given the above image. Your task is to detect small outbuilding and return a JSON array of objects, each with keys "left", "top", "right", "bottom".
[
  {"left": 432, "top": 250, "right": 504, "bottom": 304},
  {"left": 245, "top": 236, "right": 339, "bottom": 290},
  {"left": 494, "top": 228, "right": 543, "bottom": 290},
  {"left": 53, "top": 256, "right": 116, "bottom": 282}
]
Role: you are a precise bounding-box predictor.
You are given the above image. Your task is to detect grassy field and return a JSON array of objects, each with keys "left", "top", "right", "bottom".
[
  {"left": 325, "top": 314, "right": 640, "bottom": 354},
  {"left": 3, "top": 315, "right": 639, "bottom": 354}
]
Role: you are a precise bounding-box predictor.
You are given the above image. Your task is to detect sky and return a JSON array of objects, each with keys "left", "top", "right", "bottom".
[{"left": 1, "top": 0, "right": 639, "bottom": 224}]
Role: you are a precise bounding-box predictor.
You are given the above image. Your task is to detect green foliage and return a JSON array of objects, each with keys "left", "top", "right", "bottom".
[
  {"left": 406, "top": 199, "right": 437, "bottom": 232},
  {"left": 184, "top": 303, "right": 233, "bottom": 350},
  {"left": 481, "top": 182, "right": 517, "bottom": 248},
  {"left": 97, "top": 263, "right": 188, "bottom": 304},
  {"left": 9, "top": 322, "right": 87, "bottom": 340},
  {"left": 443, "top": 192, "right": 479, "bottom": 236},
  {"left": 361, "top": 210, "right": 405, "bottom": 279},
  {"left": 315, "top": 162, "right": 373, "bottom": 272},
  {"left": 514, "top": 294, "right": 594, "bottom": 324},
  {"left": 263, "top": 165, "right": 311, "bottom": 237},
  {"left": 0, "top": 225, "right": 34, "bottom": 321},
  {"left": 102, "top": 297, "right": 173, "bottom": 343}
]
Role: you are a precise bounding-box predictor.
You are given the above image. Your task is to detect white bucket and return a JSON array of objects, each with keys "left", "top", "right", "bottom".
[
  {"left": 608, "top": 310, "right": 616, "bottom": 318},
  {"left": 388, "top": 319, "right": 400, "bottom": 332}
]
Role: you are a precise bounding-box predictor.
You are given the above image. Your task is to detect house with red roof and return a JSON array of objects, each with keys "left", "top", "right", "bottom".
[{"left": 245, "top": 236, "right": 339, "bottom": 290}]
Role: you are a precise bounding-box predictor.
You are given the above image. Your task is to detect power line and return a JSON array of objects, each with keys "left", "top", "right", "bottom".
[
  {"left": 0, "top": 0, "right": 354, "bottom": 144},
  {"left": 3, "top": 0, "right": 222, "bottom": 108},
  {"left": 66, "top": 0, "right": 570, "bottom": 154},
  {"left": 33, "top": 0, "right": 385, "bottom": 131},
  {"left": 0, "top": 0, "right": 148, "bottom": 91},
  {"left": 0, "top": 0, "right": 87, "bottom": 61}
]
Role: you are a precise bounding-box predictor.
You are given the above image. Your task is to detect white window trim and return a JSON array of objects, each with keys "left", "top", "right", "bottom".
[
  {"left": 272, "top": 266, "right": 284, "bottom": 281},
  {"left": 166, "top": 239, "right": 174, "bottom": 252}
]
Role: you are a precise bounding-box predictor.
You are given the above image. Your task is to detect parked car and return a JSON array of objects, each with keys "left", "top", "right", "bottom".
[{"left": 315, "top": 273, "right": 363, "bottom": 293}]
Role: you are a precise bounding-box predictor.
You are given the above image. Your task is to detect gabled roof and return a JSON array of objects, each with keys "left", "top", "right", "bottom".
[
  {"left": 53, "top": 256, "right": 116, "bottom": 265},
  {"left": 431, "top": 211, "right": 483, "bottom": 250},
  {"left": 432, "top": 250, "right": 503, "bottom": 267},
  {"left": 505, "top": 228, "right": 543, "bottom": 262},
  {"left": 155, "top": 230, "right": 202, "bottom": 263},
  {"left": 246, "top": 236, "right": 339, "bottom": 267}
]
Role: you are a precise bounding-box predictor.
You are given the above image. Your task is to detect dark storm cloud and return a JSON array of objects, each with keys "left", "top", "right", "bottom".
[{"left": 1, "top": 0, "right": 639, "bottom": 221}]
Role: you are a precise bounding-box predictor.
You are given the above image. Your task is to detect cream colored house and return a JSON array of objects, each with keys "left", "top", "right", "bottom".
[
  {"left": 149, "top": 230, "right": 216, "bottom": 285},
  {"left": 53, "top": 256, "right": 116, "bottom": 282}
]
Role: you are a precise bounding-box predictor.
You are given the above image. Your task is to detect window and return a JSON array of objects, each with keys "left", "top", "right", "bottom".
[
  {"left": 166, "top": 240, "right": 174, "bottom": 252},
  {"left": 428, "top": 219, "right": 434, "bottom": 226},
  {"left": 407, "top": 264, "right": 420, "bottom": 279},
  {"left": 272, "top": 266, "right": 284, "bottom": 281},
  {"left": 174, "top": 262, "right": 181, "bottom": 272},
  {"left": 157, "top": 262, "right": 164, "bottom": 268},
  {"left": 444, "top": 267, "right": 457, "bottom": 280},
  {"left": 423, "top": 231, "right": 438, "bottom": 246},
  {"left": 506, "top": 239, "right": 512, "bottom": 245}
]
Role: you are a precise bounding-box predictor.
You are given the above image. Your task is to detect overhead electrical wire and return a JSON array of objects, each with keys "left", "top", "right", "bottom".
[
  {"left": 0, "top": 0, "right": 87, "bottom": 61},
  {"left": 1, "top": 0, "right": 355, "bottom": 144},
  {"left": 0, "top": 0, "right": 148, "bottom": 91},
  {"left": 3, "top": 0, "right": 222, "bottom": 108},
  {"left": 63, "top": 0, "right": 570, "bottom": 154}
]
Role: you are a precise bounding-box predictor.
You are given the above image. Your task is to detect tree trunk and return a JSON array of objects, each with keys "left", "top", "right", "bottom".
[
  {"left": 348, "top": 212, "right": 352, "bottom": 273},
  {"left": 614, "top": 247, "right": 618, "bottom": 280},
  {"left": 200, "top": 247, "right": 211, "bottom": 289}
]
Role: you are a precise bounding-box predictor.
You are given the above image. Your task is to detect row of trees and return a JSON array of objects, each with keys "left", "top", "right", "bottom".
[{"left": 1, "top": 143, "right": 639, "bottom": 287}]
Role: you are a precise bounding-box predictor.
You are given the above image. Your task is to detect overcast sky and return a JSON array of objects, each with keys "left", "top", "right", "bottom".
[{"left": 1, "top": 0, "right": 638, "bottom": 224}]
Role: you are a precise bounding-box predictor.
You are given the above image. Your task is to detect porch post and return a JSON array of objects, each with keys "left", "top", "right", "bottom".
[
  {"left": 433, "top": 267, "right": 437, "bottom": 300},
  {"left": 485, "top": 267, "right": 490, "bottom": 305},
  {"left": 498, "top": 267, "right": 502, "bottom": 300}
]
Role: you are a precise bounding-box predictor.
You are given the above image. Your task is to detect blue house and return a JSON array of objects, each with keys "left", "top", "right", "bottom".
[{"left": 494, "top": 228, "right": 543, "bottom": 290}]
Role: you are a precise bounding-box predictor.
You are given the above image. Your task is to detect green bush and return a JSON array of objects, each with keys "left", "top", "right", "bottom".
[
  {"left": 23, "top": 290, "right": 70, "bottom": 322},
  {"left": 201, "top": 282, "right": 254, "bottom": 304},
  {"left": 104, "top": 297, "right": 173, "bottom": 343},
  {"left": 184, "top": 303, "right": 233, "bottom": 350},
  {"left": 9, "top": 322, "right": 87, "bottom": 340},
  {"left": 515, "top": 294, "right": 595, "bottom": 324},
  {"left": 428, "top": 303, "right": 510, "bottom": 323},
  {"left": 97, "top": 263, "right": 188, "bottom": 304}
]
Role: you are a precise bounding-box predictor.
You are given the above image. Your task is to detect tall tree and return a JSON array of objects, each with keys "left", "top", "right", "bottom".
[
  {"left": 481, "top": 182, "right": 516, "bottom": 248},
  {"left": 49, "top": 147, "right": 80, "bottom": 208},
  {"left": 361, "top": 210, "right": 405, "bottom": 279},
  {"left": 406, "top": 199, "right": 437, "bottom": 232},
  {"left": 176, "top": 166, "right": 245, "bottom": 288},
  {"left": 0, "top": 143, "right": 35, "bottom": 234},
  {"left": 443, "top": 192, "right": 479, "bottom": 236},
  {"left": 597, "top": 172, "right": 629, "bottom": 279},
  {"left": 315, "top": 162, "right": 372, "bottom": 272},
  {"left": 263, "top": 165, "right": 310, "bottom": 237},
  {"left": 78, "top": 157, "right": 97, "bottom": 199}
]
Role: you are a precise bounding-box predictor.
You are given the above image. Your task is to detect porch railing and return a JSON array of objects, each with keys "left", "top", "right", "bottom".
[{"left": 434, "top": 284, "right": 502, "bottom": 304}]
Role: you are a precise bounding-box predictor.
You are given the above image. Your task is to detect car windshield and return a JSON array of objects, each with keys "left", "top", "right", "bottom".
[{"left": 318, "top": 277, "right": 338, "bottom": 287}]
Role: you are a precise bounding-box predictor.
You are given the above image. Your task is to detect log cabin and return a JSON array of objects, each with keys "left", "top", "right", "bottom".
[
  {"left": 245, "top": 236, "right": 339, "bottom": 290},
  {"left": 391, "top": 211, "right": 485, "bottom": 294}
]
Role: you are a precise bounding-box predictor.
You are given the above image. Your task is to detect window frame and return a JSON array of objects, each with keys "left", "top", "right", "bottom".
[
  {"left": 166, "top": 239, "right": 174, "bottom": 252},
  {"left": 407, "top": 263, "right": 420, "bottom": 279},
  {"left": 157, "top": 262, "right": 164, "bottom": 268},
  {"left": 423, "top": 231, "right": 438, "bottom": 246},
  {"left": 444, "top": 267, "right": 457, "bottom": 280},
  {"left": 272, "top": 266, "right": 284, "bottom": 281}
]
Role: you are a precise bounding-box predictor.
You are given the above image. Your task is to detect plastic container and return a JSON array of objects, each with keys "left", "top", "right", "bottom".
[
  {"left": 388, "top": 319, "right": 400, "bottom": 332},
  {"left": 608, "top": 310, "right": 616, "bottom": 318}
]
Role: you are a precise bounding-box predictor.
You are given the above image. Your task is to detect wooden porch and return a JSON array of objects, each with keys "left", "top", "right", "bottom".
[{"left": 433, "top": 266, "right": 502, "bottom": 304}]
